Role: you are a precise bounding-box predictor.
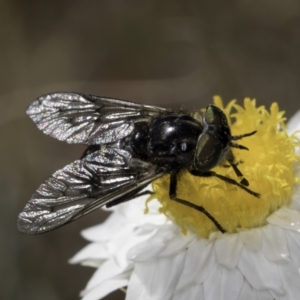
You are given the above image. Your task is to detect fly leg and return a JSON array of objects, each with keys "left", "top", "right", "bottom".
[
  {"left": 231, "top": 130, "right": 257, "bottom": 140},
  {"left": 223, "top": 160, "right": 243, "bottom": 167},
  {"left": 230, "top": 131, "right": 257, "bottom": 150},
  {"left": 190, "top": 170, "right": 260, "bottom": 198},
  {"left": 169, "top": 171, "right": 226, "bottom": 233},
  {"left": 225, "top": 150, "right": 249, "bottom": 186},
  {"left": 227, "top": 161, "right": 249, "bottom": 186}
]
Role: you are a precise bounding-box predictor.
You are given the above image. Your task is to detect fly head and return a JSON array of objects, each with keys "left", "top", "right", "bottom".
[{"left": 194, "top": 105, "right": 232, "bottom": 171}]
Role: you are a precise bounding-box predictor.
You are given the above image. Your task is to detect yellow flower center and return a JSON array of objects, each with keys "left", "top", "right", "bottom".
[{"left": 147, "top": 97, "right": 300, "bottom": 238}]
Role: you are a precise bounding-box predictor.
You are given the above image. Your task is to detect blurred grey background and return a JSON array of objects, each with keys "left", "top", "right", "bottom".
[{"left": 1, "top": 1, "right": 300, "bottom": 299}]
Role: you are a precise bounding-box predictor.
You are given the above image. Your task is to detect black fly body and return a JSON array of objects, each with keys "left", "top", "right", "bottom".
[{"left": 17, "top": 93, "right": 259, "bottom": 235}]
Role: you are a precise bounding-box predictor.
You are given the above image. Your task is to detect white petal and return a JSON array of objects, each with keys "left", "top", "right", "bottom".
[
  {"left": 176, "top": 239, "right": 213, "bottom": 290},
  {"left": 81, "top": 212, "right": 125, "bottom": 242},
  {"left": 237, "top": 280, "right": 253, "bottom": 300},
  {"left": 261, "top": 225, "right": 290, "bottom": 262},
  {"left": 126, "top": 272, "right": 152, "bottom": 300},
  {"left": 157, "top": 231, "right": 196, "bottom": 258},
  {"left": 203, "top": 264, "right": 243, "bottom": 300},
  {"left": 116, "top": 193, "right": 167, "bottom": 226},
  {"left": 81, "top": 278, "right": 128, "bottom": 300},
  {"left": 105, "top": 222, "right": 159, "bottom": 269},
  {"left": 117, "top": 194, "right": 150, "bottom": 217},
  {"left": 86, "top": 258, "right": 130, "bottom": 291},
  {"left": 267, "top": 207, "right": 300, "bottom": 232},
  {"left": 208, "top": 231, "right": 224, "bottom": 241},
  {"left": 113, "top": 226, "right": 157, "bottom": 268},
  {"left": 284, "top": 229, "right": 300, "bottom": 266},
  {"left": 82, "top": 199, "right": 163, "bottom": 244},
  {"left": 238, "top": 228, "right": 263, "bottom": 251},
  {"left": 220, "top": 268, "right": 244, "bottom": 300},
  {"left": 127, "top": 224, "right": 180, "bottom": 261},
  {"left": 138, "top": 211, "right": 169, "bottom": 226},
  {"left": 290, "top": 183, "right": 300, "bottom": 211},
  {"left": 238, "top": 283, "right": 274, "bottom": 300},
  {"left": 69, "top": 243, "right": 109, "bottom": 265},
  {"left": 276, "top": 261, "right": 300, "bottom": 300},
  {"left": 238, "top": 247, "right": 284, "bottom": 295},
  {"left": 254, "top": 289, "right": 273, "bottom": 300},
  {"left": 287, "top": 109, "right": 300, "bottom": 135},
  {"left": 173, "top": 284, "right": 204, "bottom": 300},
  {"left": 214, "top": 234, "right": 243, "bottom": 269},
  {"left": 117, "top": 194, "right": 160, "bottom": 219},
  {"left": 134, "top": 250, "right": 186, "bottom": 300}
]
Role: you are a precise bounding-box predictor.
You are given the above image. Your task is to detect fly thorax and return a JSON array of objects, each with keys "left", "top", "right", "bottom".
[{"left": 147, "top": 114, "right": 202, "bottom": 168}]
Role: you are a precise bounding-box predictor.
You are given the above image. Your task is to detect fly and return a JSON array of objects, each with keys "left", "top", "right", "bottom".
[{"left": 17, "top": 93, "right": 259, "bottom": 234}]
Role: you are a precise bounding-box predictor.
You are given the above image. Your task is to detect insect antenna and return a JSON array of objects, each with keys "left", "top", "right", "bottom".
[
  {"left": 230, "top": 143, "right": 249, "bottom": 150},
  {"left": 231, "top": 130, "right": 257, "bottom": 140}
]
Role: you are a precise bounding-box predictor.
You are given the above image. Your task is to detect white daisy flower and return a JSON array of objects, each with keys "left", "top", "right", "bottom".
[{"left": 70, "top": 98, "right": 300, "bottom": 300}]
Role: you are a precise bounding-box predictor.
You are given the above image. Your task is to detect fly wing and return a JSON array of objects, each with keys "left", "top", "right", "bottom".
[
  {"left": 27, "top": 92, "right": 172, "bottom": 144},
  {"left": 17, "top": 148, "right": 164, "bottom": 234}
]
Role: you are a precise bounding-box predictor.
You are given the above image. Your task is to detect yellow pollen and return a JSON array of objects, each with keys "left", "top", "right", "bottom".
[{"left": 147, "top": 97, "right": 300, "bottom": 238}]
